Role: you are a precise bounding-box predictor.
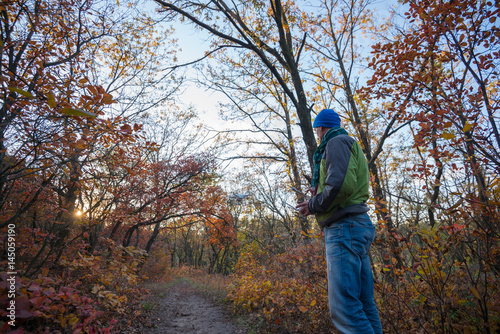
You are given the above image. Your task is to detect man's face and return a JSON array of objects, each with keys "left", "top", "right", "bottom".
[{"left": 315, "top": 126, "right": 327, "bottom": 142}]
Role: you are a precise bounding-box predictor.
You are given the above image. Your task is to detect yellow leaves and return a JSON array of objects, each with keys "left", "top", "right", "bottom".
[
  {"left": 440, "top": 132, "right": 455, "bottom": 140},
  {"left": 8, "top": 86, "right": 34, "bottom": 98},
  {"left": 463, "top": 122, "right": 472, "bottom": 132},
  {"left": 297, "top": 300, "right": 318, "bottom": 313},
  {"left": 57, "top": 314, "right": 67, "bottom": 327},
  {"left": 227, "top": 240, "right": 331, "bottom": 332},
  {"left": 469, "top": 286, "right": 481, "bottom": 299},
  {"left": 60, "top": 107, "right": 97, "bottom": 118},
  {"left": 8, "top": 83, "right": 105, "bottom": 119},
  {"left": 91, "top": 284, "right": 103, "bottom": 294},
  {"left": 299, "top": 306, "right": 308, "bottom": 312},
  {"left": 47, "top": 92, "right": 56, "bottom": 108},
  {"left": 57, "top": 313, "right": 79, "bottom": 328},
  {"left": 68, "top": 315, "right": 79, "bottom": 326}
]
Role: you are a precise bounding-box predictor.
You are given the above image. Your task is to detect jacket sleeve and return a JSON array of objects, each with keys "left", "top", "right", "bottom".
[{"left": 308, "top": 136, "right": 356, "bottom": 214}]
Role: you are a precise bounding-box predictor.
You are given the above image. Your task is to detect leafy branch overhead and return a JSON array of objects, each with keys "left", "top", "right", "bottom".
[{"left": 154, "top": 0, "right": 317, "bottom": 169}]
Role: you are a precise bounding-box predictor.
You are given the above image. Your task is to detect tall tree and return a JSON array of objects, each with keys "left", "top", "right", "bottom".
[
  {"left": 303, "top": 0, "right": 406, "bottom": 261},
  {"left": 0, "top": 0, "right": 115, "bottom": 228},
  {"left": 0, "top": 0, "right": 188, "bottom": 274},
  {"left": 366, "top": 0, "right": 500, "bottom": 225},
  {"left": 364, "top": 1, "right": 500, "bottom": 330},
  {"left": 153, "top": 0, "right": 318, "bottom": 171},
  {"left": 199, "top": 56, "right": 311, "bottom": 233}
]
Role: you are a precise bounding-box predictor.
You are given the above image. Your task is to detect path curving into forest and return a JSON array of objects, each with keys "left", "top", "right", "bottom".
[{"left": 140, "top": 280, "right": 247, "bottom": 334}]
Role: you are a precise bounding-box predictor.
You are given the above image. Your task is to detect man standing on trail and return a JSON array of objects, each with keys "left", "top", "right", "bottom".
[{"left": 296, "top": 109, "right": 383, "bottom": 334}]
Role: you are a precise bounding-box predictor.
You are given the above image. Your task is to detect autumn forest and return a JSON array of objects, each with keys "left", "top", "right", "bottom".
[{"left": 0, "top": 0, "right": 499, "bottom": 333}]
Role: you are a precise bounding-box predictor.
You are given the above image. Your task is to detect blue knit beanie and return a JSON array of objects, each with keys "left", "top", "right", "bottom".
[{"left": 313, "top": 109, "right": 341, "bottom": 128}]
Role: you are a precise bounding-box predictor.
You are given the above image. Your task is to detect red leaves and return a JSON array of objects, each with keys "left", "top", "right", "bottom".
[
  {"left": 0, "top": 225, "right": 149, "bottom": 333},
  {"left": 120, "top": 124, "right": 133, "bottom": 134}
]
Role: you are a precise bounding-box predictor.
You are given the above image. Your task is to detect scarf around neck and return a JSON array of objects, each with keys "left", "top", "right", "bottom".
[{"left": 311, "top": 127, "right": 348, "bottom": 188}]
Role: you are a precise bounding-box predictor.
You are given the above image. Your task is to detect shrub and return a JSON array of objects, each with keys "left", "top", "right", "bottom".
[
  {"left": 227, "top": 236, "right": 335, "bottom": 333},
  {"left": 0, "top": 228, "right": 148, "bottom": 333}
]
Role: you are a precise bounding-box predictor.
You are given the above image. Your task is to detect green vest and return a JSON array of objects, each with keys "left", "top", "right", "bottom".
[{"left": 314, "top": 136, "right": 369, "bottom": 225}]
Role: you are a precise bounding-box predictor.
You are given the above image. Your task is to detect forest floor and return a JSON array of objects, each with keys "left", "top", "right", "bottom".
[{"left": 132, "top": 278, "right": 252, "bottom": 334}]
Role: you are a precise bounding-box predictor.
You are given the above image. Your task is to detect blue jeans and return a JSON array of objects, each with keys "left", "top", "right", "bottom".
[{"left": 324, "top": 213, "right": 383, "bottom": 334}]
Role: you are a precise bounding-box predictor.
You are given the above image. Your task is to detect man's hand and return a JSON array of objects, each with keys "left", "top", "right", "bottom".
[
  {"left": 307, "top": 186, "right": 318, "bottom": 196},
  {"left": 296, "top": 201, "right": 311, "bottom": 216}
]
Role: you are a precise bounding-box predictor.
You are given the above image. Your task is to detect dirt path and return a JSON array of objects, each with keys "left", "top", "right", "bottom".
[{"left": 140, "top": 280, "right": 247, "bottom": 334}]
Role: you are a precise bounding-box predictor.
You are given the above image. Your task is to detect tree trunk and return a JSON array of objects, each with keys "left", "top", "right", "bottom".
[{"left": 145, "top": 222, "right": 161, "bottom": 253}]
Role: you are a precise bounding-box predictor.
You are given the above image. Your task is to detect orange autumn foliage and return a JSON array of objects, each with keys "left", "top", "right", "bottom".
[{"left": 227, "top": 235, "right": 335, "bottom": 334}]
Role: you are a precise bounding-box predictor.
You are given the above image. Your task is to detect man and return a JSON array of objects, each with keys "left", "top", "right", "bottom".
[{"left": 296, "top": 108, "right": 383, "bottom": 334}]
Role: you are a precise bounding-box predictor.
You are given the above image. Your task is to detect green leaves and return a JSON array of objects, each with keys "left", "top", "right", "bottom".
[
  {"left": 47, "top": 92, "right": 56, "bottom": 108},
  {"left": 8, "top": 86, "right": 34, "bottom": 99},
  {"left": 60, "top": 107, "right": 97, "bottom": 118},
  {"left": 8, "top": 87, "right": 97, "bottom": 118}
]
